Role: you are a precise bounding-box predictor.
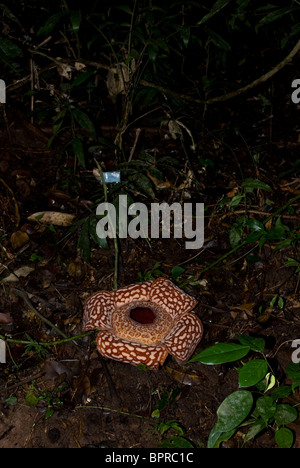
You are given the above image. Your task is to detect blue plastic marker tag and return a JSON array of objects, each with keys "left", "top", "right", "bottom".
[{"left": 103, "top": 171, "right": 121, "bottom": 183}]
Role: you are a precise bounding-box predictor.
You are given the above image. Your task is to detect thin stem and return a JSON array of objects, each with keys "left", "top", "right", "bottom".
[
  {"left": 94, "top": 160, "right": 119, "bottom": 289},
  {"left": 11, "top": 288, "right": 68, "bottom": 339},
  {"left": 76, "top": 404, "right": 147, "bottom": 419},
  {"left": 0, "top": 330, "right": 94, "bottom": 347}
]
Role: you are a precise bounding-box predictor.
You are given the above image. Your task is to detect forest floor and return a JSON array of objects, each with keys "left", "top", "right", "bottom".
[{"left": 0, "top": 74, "right": 300, "bottom": 448}]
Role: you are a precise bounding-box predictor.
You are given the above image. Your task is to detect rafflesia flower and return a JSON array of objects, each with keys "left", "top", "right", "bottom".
[{"left": 82, "top": 277, "right": 203, "bottom": 368}]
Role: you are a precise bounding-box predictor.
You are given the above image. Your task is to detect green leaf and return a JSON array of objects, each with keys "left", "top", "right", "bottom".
[
  {"left": 171, "top": 265, "right": 185, "bottom": 281},
  {"left": 89, "top": 215, "right": 109, "bottom": 250},
  {"left": 37, "top": 12, "right": 67, "bottom": 36},
  {"left": 275, "top": 427, "right": 294, "bottom": 448},
  {"left": 148, "top": 44, "right": 159, "bottom": 63},
  {"left": 207, "top": 425, "right": 236, "bottom": 448},
  {"left": 247, "top": 218, "right": 265, "bottom": 232},
  {"left": 160, "top": 436, "right": 194, "bottom": 449},
  {"left": 130, "top": 173, "right": 155, "bottom": 199},
  {"left": 5, "top": 395, "right": 18, "bottom": 405},
  {"left": 72, "top": 137, "right": 85, "bottom": 168},
  {"left": 207, "top": 29, "right": 231, "bottom": 51},
  {"left": 71, "top": 10, "right": 82, "bottom": 33},
  {"left": 258, "top": 7, "right": 296, "bottom": 26},
  {"left": 215, "top": 390, "right": 253, "bottom": 432},
  {"left": 180, "top": 26, "right": 190, "bottom": 47},
  {"left": 286, "top": 362, "right": 300, "bottom": 385},
  {"left": 285, "top": 258, "right": 300, "bottom": 268},
  {"left": 271, "top": 386, "right": 292, "bottom": 400},
  {"left": 242, "top": 178, "right": 273, "bottom": 193},
  {"left": 244, "top": 418, "right": 267, "bottom": 444},
  {"left": 197, "top": 0, "right": 232, "bottom": 25},
  {"left": 274, "top": 404, "right": 298, "bottom": 426},
  {"left": 115, "top": 5, "right": 133, "bottom": 15},
  {"left": 78, "top": 220, "right": 91, "bottom": 262},
  {"left": 190, "top": 342, "right": 250, "bottom": 365},
  {"left": 0, "top": 37, "right": 23, "bottom": 57},
  {"left": 255, "top": 396, "right": 277, "bottom": 422},
  {"left": 71, "top": 70, "right": 96, "bottom": 88},
  {"left": 25, "top": 391, "right": 39, "bottom": 406},
  {"left": 238, "top": 360, "right": 268, "bottom": 387},
  {"left": 72, "top": 108, "right": 96, "bottom": 138},
  {"left": 45, "top": 408, "right": 54, "bottom": 420},
  {"left": 237, "top": 334, "right": 265, "bottom": 352}
]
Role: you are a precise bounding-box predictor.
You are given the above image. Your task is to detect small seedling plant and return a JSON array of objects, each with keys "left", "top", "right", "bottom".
[{"left": 190, "top": 334, "right": 300, "bottom": 448}]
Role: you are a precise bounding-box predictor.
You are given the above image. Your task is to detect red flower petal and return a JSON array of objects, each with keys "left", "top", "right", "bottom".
[
  {"left": 149, "top": 277, "right": 198, "bottom": 319},
  {"left": 96, "top": 330, "right": 169, "bottom": 368},
  {"left": 83, "top": 290, "right": 114, "bottom": 331},
  {"left": 114, "top": 281, "right": 152, "bottom": 307},
  {"left": 163, "top": 312, "right": 203, "bottom": 363}
]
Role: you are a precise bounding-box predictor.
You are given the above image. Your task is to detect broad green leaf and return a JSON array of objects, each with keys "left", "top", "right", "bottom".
[
  {"left": 198, "top": 0, "right": 232, "bottom": 25},
  {"left": 207, "top": 424, "right": 235, "bottom": 448},
  {"left": 72, "top": 137, "right": 85, "bottom": 168},
  {"left": 271, "top": 386, "right": 292, "bottom": 400},
  {"left": 37, "top": 12, "right": 67, "bottom": 36},
  {"left": 216, "top": 391, "right": 253, "bottom": 432},
  {"left": 190, "top": 343, "right": 250, "bottom": 364},
  {"left": 275, "top": 427, "right": 294, "bottom": 448},
  {"left": 237, "top": 334, "right": 265, "bottom": 352},
  {"left": 238, "top": 360, "right": 268, "bottom": 387},
  {"left": 244, "top": 231, "right": 264, "bottom": 244},
  {"left": 274, "top": 404, "right": 298, "bottom": 426},
  {"left": 255, "top": 396, "right": 276, "bottom": 422},
  {"left": 72, "top": 108, "right": 96, "bottom": 138},
  {"left": 244, "top": 418, "right": 267, "bottom": 444},
  {"left": 0, "top": 37, "right": 23, "bottom": 57}
]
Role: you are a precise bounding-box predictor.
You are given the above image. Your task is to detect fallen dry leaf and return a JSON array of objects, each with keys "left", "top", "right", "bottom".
[
  {"left": 28, "top": 211, "right": 75, "bottom": 227},
  {"left": 1, "top": 265, "right": 35, "bottom": 283},
  {"left": 10, "top": 231, "right": 29, "bottom": 250},
  {"left": 0, "top": 313, "right": 13, "bottom": 324}
]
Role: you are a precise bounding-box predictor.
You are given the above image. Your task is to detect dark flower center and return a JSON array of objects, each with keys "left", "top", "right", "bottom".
[{"left": 130, "top": 307, "right": 156, "bottom": 324}]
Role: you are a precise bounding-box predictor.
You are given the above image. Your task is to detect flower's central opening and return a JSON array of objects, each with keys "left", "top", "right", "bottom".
[{"left": 130, "top": 307, "right": 156, "bottom": 324}]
